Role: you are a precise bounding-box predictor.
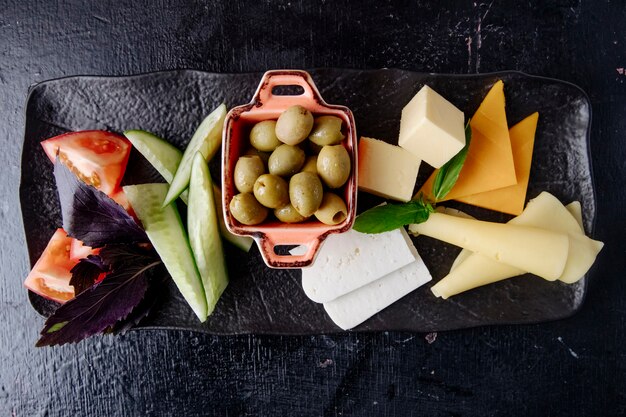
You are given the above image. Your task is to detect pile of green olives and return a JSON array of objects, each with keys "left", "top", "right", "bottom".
[{"left": 230, "top": 105, "right": 351, "bottom": 226}]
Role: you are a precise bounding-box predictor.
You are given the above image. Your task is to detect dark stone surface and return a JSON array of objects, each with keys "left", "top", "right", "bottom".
[
  {"left": 22, "top": 70, "right": 594, "bottom": 333},
  {"left": 2, "top": 0, "right": 625, "bottom": 416}
]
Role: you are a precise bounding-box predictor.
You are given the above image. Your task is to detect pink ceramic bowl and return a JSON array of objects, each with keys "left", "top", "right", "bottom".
[{"left": 222, "top": 70, "right": 358, "bottom": 268}]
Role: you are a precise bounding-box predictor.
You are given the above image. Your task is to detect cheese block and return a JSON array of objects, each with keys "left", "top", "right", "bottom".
[
  {"left": 293, "top": 228, "right": 418, "bottom": 303},
  {"left": 323, "top": 254, "right": 432, "bottom": 330},
  {"left": 454, "top": 113, "right": 539, "bottom": 215},
  {"left": 408, "top": 211, "right": 569, "bottom": 280},
  {"left": 357, "top": 137, "right": 421, "bottom": 202},
  {"left": 419, "top": 80, "right": 517, "bottom": 201},
  {"left": 398, "top": 85, "right": 466, "bottom": 168},
  {"left": 431, "top": 193, "right": 604, "bottom": 298}
]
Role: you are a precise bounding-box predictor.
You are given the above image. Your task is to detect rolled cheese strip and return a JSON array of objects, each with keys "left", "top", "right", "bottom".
[
  {"left": 451, "top": 200, "right": 585, "bottom": 274},
  {"left": 566, "top": 201, "right": 584, "bottom": 230},
  {"left": 409, "top": 212, "right": 569, "bottom": 280},
  {"left": 323, "top": 255, "right": 432, "bottom": 330},
  {"left": 431, "top": 192, "right": 603, "bottom": 298},
  {"left": 293, "top": 228, "right": 418, "bottom": 303}
]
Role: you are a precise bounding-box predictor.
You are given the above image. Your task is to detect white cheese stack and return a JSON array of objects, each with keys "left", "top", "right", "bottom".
[{"left": 291, "top": 228, "right": 432, "bottom": 330}]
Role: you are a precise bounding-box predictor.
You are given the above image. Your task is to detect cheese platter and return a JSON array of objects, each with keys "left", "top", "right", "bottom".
[{"left": 20, "top": 69, "right": 597, "bottom": 339}]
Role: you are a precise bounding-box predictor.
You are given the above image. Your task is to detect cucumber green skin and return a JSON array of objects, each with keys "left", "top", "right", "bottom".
[
  {"left": 124, "top": 127, "right": 251, "bottom": 250},
  {"left": 123, "top": 183, "right": 208, "bottom": 322},
  {"left": 188, "top": 153, "right": 229, "bottom": 315},
  {"left": 163, "top": 104, "right": 227, "bottom": 206}
]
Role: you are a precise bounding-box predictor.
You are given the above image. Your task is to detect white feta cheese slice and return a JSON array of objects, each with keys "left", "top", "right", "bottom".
[
  {"left": 323, "top": 254, "right": 432, "bottom": 330},
  {"left": 291, "top": 228, "right": 418, "bottom": 303},
  {"left": 357, "top": 137, "right": 421, "bottom": 202},
  {"left": 398, "top": 85, "right": 466, "bottom": 168}
]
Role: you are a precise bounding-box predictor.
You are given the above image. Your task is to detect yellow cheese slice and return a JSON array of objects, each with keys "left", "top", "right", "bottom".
[
  {"left": 418, "top": 80, "right": 517, "bottom": 201},
  {"left": 454, "top": 112, "right": 538, "bottom": 215},
  {"left": 431, "top": 192, "right": 604, "bottom": 298},
  {"left": 409, "top": 211, "right": 569, "bottom": 280}
]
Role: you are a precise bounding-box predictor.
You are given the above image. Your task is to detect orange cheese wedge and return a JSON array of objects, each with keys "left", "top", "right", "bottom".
[
  {"left": 419, "top": 80, "right": 517, "bottom": 201},
  {"left": 454, "top": 112, "right": 538, "bottom": 215}
]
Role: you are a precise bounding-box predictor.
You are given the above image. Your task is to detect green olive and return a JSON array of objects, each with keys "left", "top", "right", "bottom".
[
  {"left": 250, "top": 120, "right": 281, "bottom": 152},
  {"left": 234, "top": 155, "right": 265, "bottom": 193},
  {"left": 268, "top": 144, "right": 305, "bottom": 177},
  {"left": 244, "top": 147, "right": 271, "bottom": 165},
  {"left": 308, "top": 116, "right": 344, "bottom": 146},
  {"left": 253, "top": 174, "right": 289, "bottom": 209},
  {"left": 275, "top": 105, "right": 314, "bottom": 145},
  {"left": 289, "top": 172, "right": 323, "bottom": 217},
  {"left": 229, "top": 193, "right": 268, "bottom": 225},
  {"left": 314, "top": 192, "right": 348, "bottom": 225},
  {"left": 274, "top": 203, "right": 308, "bottom": 223},
  {"left": 316, "top": 144, "right": 351, "bottom": 188},
  {"left": 301, "top": 155, "right": 318, "bottom": 174}
]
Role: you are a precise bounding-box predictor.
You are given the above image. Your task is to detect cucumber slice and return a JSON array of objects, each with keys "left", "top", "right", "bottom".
[
  {"left": 124, "top": 130, "right": 182, "bottom": 182},
  {"left": 124, "top": 128, "right": 252, "bottom": 250},
  {"left": 188, "top": 153, "right": 228, "bottom": 315},
  {"left": 124, "top": 183, "right": 208, "bottom": 322},
  {"left": 163, "top": 104, "right": 227, "bottom": 207},
  {"left": 124, "top": 130, "right": 189, "bottom": 203}
]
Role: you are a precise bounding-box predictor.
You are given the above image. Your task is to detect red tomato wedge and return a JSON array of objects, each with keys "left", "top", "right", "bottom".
[
  {"left": 69, "top": 238, "right": 101, "bottom": 262},
  {"left": 24, "top": 228, "right": 77, "bottom": 303},
  {"left": 41, "top": 130, "right": 131, "bottom": 195}
]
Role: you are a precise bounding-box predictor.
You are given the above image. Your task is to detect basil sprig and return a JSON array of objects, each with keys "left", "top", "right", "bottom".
[
  {"left": 353, "top": 197, "right": 434, "bottom": 234},
  {"left": 431, "top": 121, "right": 472, "bottom": 201}
]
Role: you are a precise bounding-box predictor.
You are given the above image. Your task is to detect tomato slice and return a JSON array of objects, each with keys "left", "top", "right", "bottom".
[
  {"left": 41, "top": 130, "right": 131, "bottom": 195},
  {"left": 24, "top": 229, "right": 77, "bottom": 303},
  {"left": 69, "top": 238, "right": 101, "bottom": 262}
]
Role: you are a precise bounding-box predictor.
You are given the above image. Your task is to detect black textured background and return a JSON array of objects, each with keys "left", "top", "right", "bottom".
[{"left": 2, "top": 1, "right": 625, "bottom": 416}]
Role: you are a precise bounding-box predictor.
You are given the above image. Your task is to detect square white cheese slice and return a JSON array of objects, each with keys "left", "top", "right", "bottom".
[
  {"left": 291, "top": 227, "right": 418, "bottom": 303},
  {"left": 357, "top": 137, "right": 421, "bottom": 202},
  {"left": 398, "top": 85, "right": 466, "bottom": 168},
  {"left": 323, "top": 254, "right": 432, "bottom": 330}
]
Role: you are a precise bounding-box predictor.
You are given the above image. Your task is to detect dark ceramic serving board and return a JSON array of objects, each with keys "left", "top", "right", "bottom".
[{"left": 20, "top": 69, "right": 595, "bottom": 334}]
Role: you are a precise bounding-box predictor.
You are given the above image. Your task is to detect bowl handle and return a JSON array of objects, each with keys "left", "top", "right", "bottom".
[
  {"left": 257, "top": 229, "right": 325, "bottom": 268},
  {"left": 252, "top": 70, "right": 322, "bottom": 111}
]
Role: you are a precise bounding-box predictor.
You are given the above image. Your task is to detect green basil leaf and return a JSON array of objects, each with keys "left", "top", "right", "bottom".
[
  {"left": 353, "top": 198, "right": 434, "bottom": 234},
  {"left": 432, "top": 121, "right": 472, "bottom": 201}
]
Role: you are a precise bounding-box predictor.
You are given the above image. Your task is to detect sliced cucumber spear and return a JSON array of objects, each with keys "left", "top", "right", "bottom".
[
  {"left": 188, "top": 153, "right": 229, "bottom": 315},
  {"left": 162, "top": 104, "right": 227, "bottom": 207},
  {"left": 124, "top": 129, "right": 188, "bottom": 203},
  {"left": 124, "top": 183, "right": 208, "bottom": 322},
  {"left": 124, "top": 128, "right": 253, "bottom": 251}
]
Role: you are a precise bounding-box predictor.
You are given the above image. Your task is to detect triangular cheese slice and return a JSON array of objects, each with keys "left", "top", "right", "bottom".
[
  {"left": 418, "top": 80, "right": 517, "bottom": 201},
  {"left": 454, "top": 112, "right": 538, "bottom": 215}
]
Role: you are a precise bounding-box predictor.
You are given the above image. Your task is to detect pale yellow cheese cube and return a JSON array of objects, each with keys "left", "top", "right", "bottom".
[
  {"left": 398, "top": 85, "right": 466, "bottom": 168},
  {"left": 357, "top": 137, "right": 421, "bottom": 202}
]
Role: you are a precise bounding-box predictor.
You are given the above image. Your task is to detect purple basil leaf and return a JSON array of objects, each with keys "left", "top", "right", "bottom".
[
  {"left": 69, "top": 255, "right": 108, "bottom": 296},
  {"left": 98, "top": 244, "right": 157, "bottom": 270},
  {"left": 36, "top": 257, "right": 161, "bottom": 347},
  {"left": 53, "top": 160, "right": 147, "bottom": 248},
  {"left": 112, "top": 266, "right": 167, "bottom": 334}
]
